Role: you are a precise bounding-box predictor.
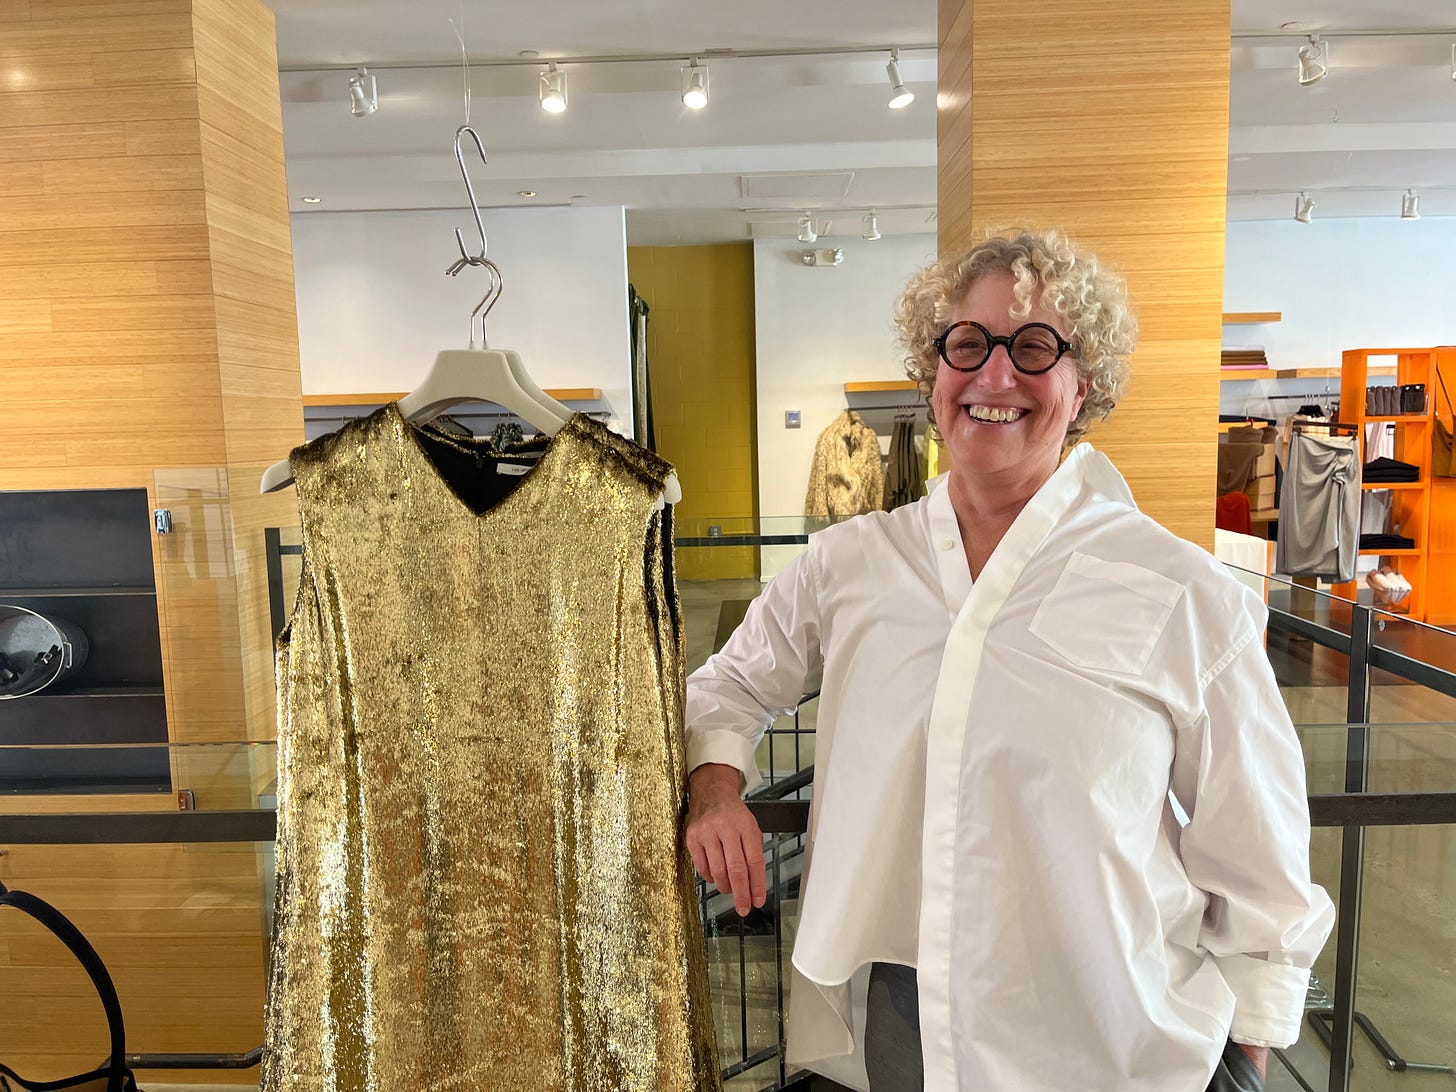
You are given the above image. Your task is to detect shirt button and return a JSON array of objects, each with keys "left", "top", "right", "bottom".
[{"left": 940, "top": 538, "right": 956, "bottom": 551}]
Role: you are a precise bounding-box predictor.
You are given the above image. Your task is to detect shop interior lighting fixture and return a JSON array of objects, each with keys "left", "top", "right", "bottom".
[
  {"left": 1451, "top": 43, "right": 1455, "bottom": 81},
  {"left": 681, "top": 59, "right": 709, "bottom": 110},
  {"left": 539, "top": 63, "right": 568, "bottom": 113},
  {"left": 886, "top": 48, "right": 914, "bottom": 109},
  {"left": 1294, "top": 191, "right": 1315, "bottom": 223},
  {"left": 797, "top": 213, "right": 817, "bottom": 243},
  {"left": 1401, "top": 189, "right": 1421, "bottom": 220},
  {"left": 863, "top": 211, "right": 882, "bottom": 241},
  {"left": 348, "top": 66, "right": 377, "bottom": 116},
  {"left": 1296, "top": 36, "right": 1328, "bottom": 86},
  {"left": 300, "top": 196, "right": 322, "bottom": 204}
]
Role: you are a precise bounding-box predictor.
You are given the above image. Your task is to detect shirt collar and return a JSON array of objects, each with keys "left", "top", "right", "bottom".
[{"left": 924, "top": 444, "right": 1134, "bottom": 616}]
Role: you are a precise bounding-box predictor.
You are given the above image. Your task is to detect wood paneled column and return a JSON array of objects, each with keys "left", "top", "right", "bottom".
[
  {"left": 938, "top": 0, "right": 1231, "bottom": 547},
  {"left": 0, "top": 0, "right": 301, "bottom": 1080}
]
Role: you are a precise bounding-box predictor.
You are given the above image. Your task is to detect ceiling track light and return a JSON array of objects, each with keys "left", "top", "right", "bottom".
[
  {"left": 886, "top": 48, "right": 914, "bottom": 109},
  {"left": 797, "top": 213, "right": 817, "bottom": 244},
  {"left": 540, "top": 62, "right": 568, "bottom": 113},
  {"left": 348, "top": 65, "right": 377, "bottom": 117},
  {"left": 863, "top": 211, "right": 881, "bottom": 241},
  {"left": 1297, "top": 36, "right": 1328, "bottom": 86},
  {"left": 1294, "top": 191, "right": 1315, "bottom": 223},
  {"left": 1402, "top": 189, "right": 1421, "bottom": 221},
  {"left": 681, "top": 58, "right": 709, "bottom": 110}
]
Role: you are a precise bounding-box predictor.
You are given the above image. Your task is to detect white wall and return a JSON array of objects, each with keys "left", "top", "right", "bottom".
[
  {"left": 754, "top": 233, "right": 938, "bottom": 572},
  {"left": 1223, "top": 217, "right": 1456, "bottom": 367},
  {"left": 291, "top": 206, "right": 634, "bottom": 433}
]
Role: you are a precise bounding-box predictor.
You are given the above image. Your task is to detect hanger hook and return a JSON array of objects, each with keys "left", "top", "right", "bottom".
[
  {"left": 451, "top": 124, "right": 489, "bottom": 269},
  {"left": 469, "top": 257, "right": 504, "bottom": 348}
]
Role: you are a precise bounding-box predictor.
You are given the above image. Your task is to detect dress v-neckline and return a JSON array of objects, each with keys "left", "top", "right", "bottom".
[{"left": 388, "top": 402, "right": 582, "bottom": 520}]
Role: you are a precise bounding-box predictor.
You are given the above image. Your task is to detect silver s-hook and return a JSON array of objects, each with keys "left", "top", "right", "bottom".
[{"left": 448, "top": 124, "right": 489, "bottom": 272}]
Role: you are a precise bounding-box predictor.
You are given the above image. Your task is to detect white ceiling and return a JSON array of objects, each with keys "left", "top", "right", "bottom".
[{"left": 267, "top": 1, "right": 1456, "bottom": 244}]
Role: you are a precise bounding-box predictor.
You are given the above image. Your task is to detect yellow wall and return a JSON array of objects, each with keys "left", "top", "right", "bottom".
[{"left": 627, "top": 244, "right": 758, "bottom": 581}]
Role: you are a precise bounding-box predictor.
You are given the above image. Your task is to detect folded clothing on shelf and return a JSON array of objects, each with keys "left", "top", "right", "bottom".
[
  {"left": 1359, "top": 533, "right": 1415, "bottom": 550},
  {"left": 1361, "top": 456, "right": 1420, "bottom": 483},
  {"left": 1216, "top": 492, "right": 1252, "bottom": 535}
]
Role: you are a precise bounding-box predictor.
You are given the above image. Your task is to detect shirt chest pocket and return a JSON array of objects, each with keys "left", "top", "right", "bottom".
[{"left": 1028, "top": 551, "right": 1184, "bottom": 675}]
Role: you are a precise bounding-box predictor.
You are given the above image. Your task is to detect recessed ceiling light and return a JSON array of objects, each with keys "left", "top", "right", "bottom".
[
  {"left": 1280, "top": 21, "right": 1303, "bottom": 30},
  {"left": 570, "top": 194, "right": 588, "bottom": 199},
  {"left": 519, "top": 50, "right": 540, "bottom": 58},
  {"left": 517, "top": 190, "right": 537, "bottom": 198},
  {"left": 300, "top": 196, "right": 322, "bottom": 204}
]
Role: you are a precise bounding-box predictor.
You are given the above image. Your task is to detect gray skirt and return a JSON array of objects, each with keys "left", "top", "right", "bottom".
[{"left": 864, "top": 962, "right": 1264, "bottom": 1092}]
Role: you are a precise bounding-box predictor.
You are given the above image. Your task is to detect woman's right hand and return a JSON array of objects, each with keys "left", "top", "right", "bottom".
[{"left": 685, "top": 763, "right": 767, "bottom": 917}]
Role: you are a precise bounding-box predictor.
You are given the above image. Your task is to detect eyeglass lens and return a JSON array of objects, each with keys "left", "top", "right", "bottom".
[{"left": 942, "top": 323, "right": 1063, "bottom": 373}]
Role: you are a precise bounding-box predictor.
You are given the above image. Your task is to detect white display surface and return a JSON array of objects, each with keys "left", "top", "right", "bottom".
[
  {"left": 291, "top": 205, "right": 634, "bottom": 434},
  {"left": 754, "top": 233, "right": 938, "bottom": 577}
]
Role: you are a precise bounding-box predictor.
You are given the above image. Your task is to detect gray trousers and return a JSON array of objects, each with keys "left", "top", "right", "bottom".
[{"left": 864, "top": 963, "right": 1264, "bottom": 1091}]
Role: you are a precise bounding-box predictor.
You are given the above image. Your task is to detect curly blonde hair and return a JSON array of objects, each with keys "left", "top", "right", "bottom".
[{"left": 893, "top": 227, "right": 1138, "bottom": 446}]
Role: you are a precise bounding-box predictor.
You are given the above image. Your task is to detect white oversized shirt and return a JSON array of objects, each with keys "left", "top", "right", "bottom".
[{"left": 686, "top": 444, "right": 1335, "bottom": 1092}]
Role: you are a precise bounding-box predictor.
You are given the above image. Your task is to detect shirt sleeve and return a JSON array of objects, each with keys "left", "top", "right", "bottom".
[
  {"left": 1170, "top": 619, "right": 1337, "bottom": 1049},
  {"left": 685, "top": 549, "right": 824, "bottom": 796}
]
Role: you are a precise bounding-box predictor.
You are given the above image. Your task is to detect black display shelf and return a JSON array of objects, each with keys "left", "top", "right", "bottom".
[
  {"left": 0, "top": 487, "right": 170, "bottom": 792},
  {"left": 0, "top": 744, "right": 172, "bottom": 795}
]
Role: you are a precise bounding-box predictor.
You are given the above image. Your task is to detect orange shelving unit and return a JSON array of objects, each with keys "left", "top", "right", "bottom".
[
  {"left": 1335, "top": 348, "right": 1437, "bottom": 621},
  {"left": 1427, "top": 347, "right": 1456, "bottom": 627}
]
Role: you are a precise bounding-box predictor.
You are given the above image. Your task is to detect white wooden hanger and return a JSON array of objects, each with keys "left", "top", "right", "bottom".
[{"left": 261, "top": 125, "right": 680, "bottom": 509}]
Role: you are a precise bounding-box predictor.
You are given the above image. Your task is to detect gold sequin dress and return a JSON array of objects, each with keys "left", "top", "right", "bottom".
[{"left": 263, "top": 405, "right": 721, "bottom": 1091}]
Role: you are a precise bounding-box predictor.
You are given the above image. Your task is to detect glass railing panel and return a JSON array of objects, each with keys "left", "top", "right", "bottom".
[
  {"left": 1347, "top": 818, "right": 1456, "bottom": 1090},
  {"left": 1368, "top": 612, "right": 1456, "bottom": 732},
  {"left": 702, "top": 830, "right": 798, "bottom": 1090},
  {"left": 0, "top": 837, "right": 272, "bottom": 1082}
]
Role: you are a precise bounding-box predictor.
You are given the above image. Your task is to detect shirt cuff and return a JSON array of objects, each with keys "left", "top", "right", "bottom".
[
  {"left": 686, "top": 728, "right": 763, "bottom": 796},
  {"left": 1216, "top": 953, "right": 1312, "bottom": 1049}
]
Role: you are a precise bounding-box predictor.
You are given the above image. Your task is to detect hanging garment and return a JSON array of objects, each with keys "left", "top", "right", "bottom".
[
  {"left": 1216, "top": 443, "right": 1261, "bottom": 494},
  {"left": 263, "top": 405, "right": 721, "bottom": 1092},
  {"left": 628, "top": 284, "right": 656, "bottom": 451},
  {"left": 882, "top": 415, "right": 925, "bottom": 511},
  {"left": 1362, "top": 421, "right": 1395, "bottom": 464},
  {"left": 1361, "top": 488, "right": 1393, "bottom": 537},
  {"left": 1434, "top": 362, "right": 1455, "bottom": 478},
  {"left": 1276, "top": 431, "right": 1360, "bottom": 581},
  {"left": 805, "top": 410, "right": 883, "bottom": 524},
  {"left": 688, "top": 449, "right": 1332, "bottom": 1091}
]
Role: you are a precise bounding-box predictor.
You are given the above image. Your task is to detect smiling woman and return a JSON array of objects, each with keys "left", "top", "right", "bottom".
[{"left": 684, "top": 224, "right": 1332, "bottom": 1091}]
